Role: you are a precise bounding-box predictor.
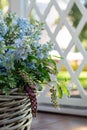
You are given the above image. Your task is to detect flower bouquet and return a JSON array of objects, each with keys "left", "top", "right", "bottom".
[{"left": 0, "top": 11, "right": 69, "bottom": 129}]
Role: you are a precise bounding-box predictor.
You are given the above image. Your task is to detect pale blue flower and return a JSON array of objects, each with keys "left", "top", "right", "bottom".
[
  {"left": 0, "top": 36, "right": 4, "bottom": 42},
  {"left": 0, "top": 10, "right": 54, "bottom": 71}
]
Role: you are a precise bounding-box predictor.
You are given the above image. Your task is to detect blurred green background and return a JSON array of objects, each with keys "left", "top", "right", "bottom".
[{"left": 0, "top": 0, "right": 9, "bottom": 15}]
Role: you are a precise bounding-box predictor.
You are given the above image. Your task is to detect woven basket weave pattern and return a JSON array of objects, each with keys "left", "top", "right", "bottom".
[{"left": 0, "top": 94, "right": 32, "bottom": 130}]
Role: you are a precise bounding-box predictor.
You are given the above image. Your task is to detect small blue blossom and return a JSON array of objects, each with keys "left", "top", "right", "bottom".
[
  {"left": 0, "top": 36, "right": 4, "bottom": 42},
  {"left": 0, "top": 11, "right": 67, "bottom": 115},
  {"left": 27, "top": 62, "right": 36, "bottom": 70},
  {"left": 0, "top": 11, "right": 54, "bottom": 68},
  {"left": 0, "top": 19, "right": 8, "bottom": 36},
  {"left": 16, "top": 18, "right": 33, "bottom": 39},
  {"left": 0, "top": 10, "right": 2, "bottom": 17}
]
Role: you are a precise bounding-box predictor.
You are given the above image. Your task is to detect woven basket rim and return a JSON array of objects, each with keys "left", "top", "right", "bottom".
[
  {"left": 0, "top": 90, "right": 32, "bottom": 130},
  {"left": 0, "top": 88, "right": 28, "bottom": 98}
]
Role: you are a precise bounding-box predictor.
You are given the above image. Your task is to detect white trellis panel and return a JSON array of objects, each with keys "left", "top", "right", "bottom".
[{"left": 9, "top": 0, "right": 87, "bottom": 116}]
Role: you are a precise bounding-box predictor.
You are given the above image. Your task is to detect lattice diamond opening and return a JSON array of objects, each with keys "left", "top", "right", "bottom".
[
  {"left": 70, "top": 82, "right": 81, "bottom": 98},
  {"left": 56, "top": 26, "right": 72, "bottom": 51},
  {"left": 57, "top": 0, "right": 70, "bottom": 10},
  {"left": 40, "top": 30, "right": 50, "bottom": 44},
  {"left": 67, "top": 3, "right": 82, "bottom": 28},
  {"left": 46, "top": 5, "right": 60, "bottom": 33},
  {"left": 58, "top": 66, "right": 71, "bottom": 81},
  {"left": 66, "top": 45, "right": 83, "bottom": 71},
  {"left": 57, "top": 65, "right": 71, "bottom": 90},
  {"left": 79, "top": 22, "right": 87, "bottom": 51},
  {"left": 29, "top": 9, "right": 40, "bottom": 21},
  {"left": 57, "top": 65, "right": 81, "bottom": 98},
  {"left": 36, "top": 0, "right": 50, "bottom": 14}
]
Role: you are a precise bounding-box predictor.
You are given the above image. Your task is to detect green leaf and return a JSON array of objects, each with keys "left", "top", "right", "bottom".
[
  {"left": 35, "top": 83, "right": 42, "bottom": 91},
  {"left": 28, "top": 55, "right": 38, "bottom": 61},
  {"left": 2, "top": 86, "right": 10, "bottom": 95},
  {"left": 46, "top": 58, "right": 57, "bottom": 73},
  {"left": 51, "top": 55, "right": 63, "bottom": 59},
  {"left": 5, "top": 45, "right": 16, "bottom": 49},
  {"left": 57, "top": 84, "right": 63, "bottom": 98},
  {"left": 61, "top": 85, "right": 70, "bottom": 97}
]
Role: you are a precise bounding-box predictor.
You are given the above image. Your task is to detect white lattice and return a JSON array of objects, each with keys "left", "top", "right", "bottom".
[
  {"left": 28, "top": 0, "right": 87, "bottom": 115},
  {"left": 9, "top": 0, "right": 87, "bottom": 116}
]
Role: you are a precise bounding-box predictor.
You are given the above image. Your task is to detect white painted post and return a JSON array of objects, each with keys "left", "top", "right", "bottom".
[{"left": 8, "top": 0, "right": 28, "bottom": 17}]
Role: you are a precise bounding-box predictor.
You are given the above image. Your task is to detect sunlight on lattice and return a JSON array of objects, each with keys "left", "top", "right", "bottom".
[
  {"left": 36, "top": 0, "right": 50, "bottom": 14},
  {"left": 66, "top": 45, "right": 83, "bottom": 71},
  {"left": 57, "top": 0, "right": 70, "bottom": 10},
  {"left": 56, "top": 26, "right": 72, "bottom": 51},
  {"left": 46, "top": 5, "right": 60, "bottom": 33}
]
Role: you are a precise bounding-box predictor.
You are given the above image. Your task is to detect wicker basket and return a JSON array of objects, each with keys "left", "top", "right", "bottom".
[{"left": 0, "top": 91, "right": 32, "bottom": 130}]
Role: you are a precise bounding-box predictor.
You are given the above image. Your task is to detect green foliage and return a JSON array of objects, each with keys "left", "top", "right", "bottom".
[
  {"left": 58, "top": 71, "right": 87, "bottom": 89},
  {"left": 50, "top": 86, "right": 58, "bottom": 107},
  {"left": 0, "top": 11, "right": 69, "bottom": 109},
  {"left": 68, "top": 3, "right": 82, "bottom": 28},
  {"left": 68, "top": 1, "right": 87, "bottom": 50},
  {"left": 54, "top": 1, "right": 87, "bottom": 50},
  {"left": 57, "top": 83, "right": 63, "bottom": 98},
  {"left": 29, "top": 11, "right": 36, "bottom": 25}
]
